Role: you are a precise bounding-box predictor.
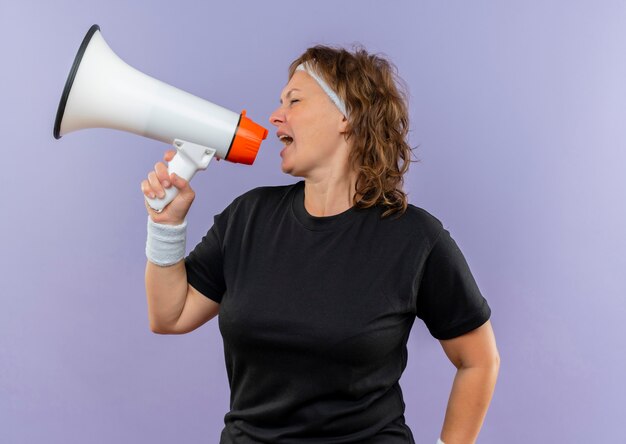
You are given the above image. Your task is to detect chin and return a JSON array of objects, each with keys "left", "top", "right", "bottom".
[
  {"left": 280, "top": 159, "right": 293, "bottom": 174},
  {"left": 280, "top": 161, "right": 294, "bottom": 176},
  {"left": 281, "top": 162, "right": 305, "bottom": 178},
  {"left": 280, "top": 154, "right": 296, "bottom": 175}
]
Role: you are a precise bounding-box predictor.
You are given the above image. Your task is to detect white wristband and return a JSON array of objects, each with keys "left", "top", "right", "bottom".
[
  {"left": 437, "top": 439, "right": 445, "bottom": 444},
  {"left": 146, "top": 217, "right": 187, "bottom": 266}
]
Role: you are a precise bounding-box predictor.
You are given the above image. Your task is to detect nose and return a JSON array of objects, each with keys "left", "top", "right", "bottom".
[{"left": 269, "top": 106, "right": 285, "bottom": 127}]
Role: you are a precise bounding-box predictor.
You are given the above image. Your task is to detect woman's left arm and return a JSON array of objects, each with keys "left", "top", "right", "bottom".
[{"left": 437, "top": 320, "right": 500, "bottom": 444}]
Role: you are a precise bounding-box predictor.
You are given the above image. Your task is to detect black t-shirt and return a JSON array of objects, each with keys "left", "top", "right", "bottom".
[{"left": 185, "top": 180, "right": 491, "bottom": 444}]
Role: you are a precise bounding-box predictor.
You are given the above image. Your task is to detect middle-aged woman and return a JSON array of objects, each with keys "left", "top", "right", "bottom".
[{"left": 142, "top": 45, "right": 500, "bottom": 444}]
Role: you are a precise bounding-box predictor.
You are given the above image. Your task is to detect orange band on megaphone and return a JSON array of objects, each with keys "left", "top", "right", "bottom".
[{"left": 226, "top": 110, "right": 268, "bottom": 165}]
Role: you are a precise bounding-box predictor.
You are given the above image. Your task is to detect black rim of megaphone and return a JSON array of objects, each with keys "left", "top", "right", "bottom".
[{"left": 53, "top": 24, "right": 101, "bottom": 139}]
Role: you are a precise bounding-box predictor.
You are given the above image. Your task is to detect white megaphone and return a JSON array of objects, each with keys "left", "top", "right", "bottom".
[{"left": 54, "top": 24, "right": 268, "bottom": 212}]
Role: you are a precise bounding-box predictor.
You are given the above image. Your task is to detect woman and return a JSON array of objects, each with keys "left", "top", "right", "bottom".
[{"left": 142, "top": 45, "right": 500, "bottom": 444}]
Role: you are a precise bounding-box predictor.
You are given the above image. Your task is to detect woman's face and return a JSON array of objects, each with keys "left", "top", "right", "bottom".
[{"left": 269, "top": 70, "right": 348, "bottom": 178}]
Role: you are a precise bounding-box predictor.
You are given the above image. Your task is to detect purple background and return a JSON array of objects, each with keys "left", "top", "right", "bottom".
[{"left": 1, "top": 1, "right": 625, "bottom": 443}]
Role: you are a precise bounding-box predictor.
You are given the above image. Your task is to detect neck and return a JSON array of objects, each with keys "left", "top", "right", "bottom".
[{"left": 303, "top": 168, "right": 359, "bottom": 217}]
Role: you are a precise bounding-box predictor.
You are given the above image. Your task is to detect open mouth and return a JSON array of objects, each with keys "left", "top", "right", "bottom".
[{"left": 279, "top": 135, "right": 294, "bottom": 146}]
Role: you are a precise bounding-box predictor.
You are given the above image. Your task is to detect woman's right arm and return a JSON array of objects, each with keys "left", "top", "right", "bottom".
[
  {"left": 145, "top": 261, "right": 219, "bottom": 334},
  {"left": 142, "top": 150, "right": 220, "bottom": 334}
]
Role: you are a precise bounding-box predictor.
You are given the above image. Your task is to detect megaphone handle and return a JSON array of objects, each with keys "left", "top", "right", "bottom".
[{"left": 145, "top": 139, "right": 216, "bottom": 212}]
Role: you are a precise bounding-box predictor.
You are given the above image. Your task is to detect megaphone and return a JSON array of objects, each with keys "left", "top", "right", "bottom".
[{"left": 54, "top": 24, "right": 268, "bottom": 212}]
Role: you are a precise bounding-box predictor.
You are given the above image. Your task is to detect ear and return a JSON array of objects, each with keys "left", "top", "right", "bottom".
[{"left": 338, "top": 114, "right": 349, "bottom": 134}]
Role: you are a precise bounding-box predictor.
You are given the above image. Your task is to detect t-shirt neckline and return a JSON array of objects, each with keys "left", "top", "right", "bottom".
[{"left": 291, "top": 180, "right": 360, "bottom": 231}]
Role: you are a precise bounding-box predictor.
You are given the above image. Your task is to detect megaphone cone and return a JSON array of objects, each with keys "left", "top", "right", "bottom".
[{"left": 54, "top": 24, "right": 268, "bottom": 211}]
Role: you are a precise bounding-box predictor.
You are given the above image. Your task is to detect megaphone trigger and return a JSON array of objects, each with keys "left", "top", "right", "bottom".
[{"left": 145, "top": 139, "right": 216, "bottom": 212}]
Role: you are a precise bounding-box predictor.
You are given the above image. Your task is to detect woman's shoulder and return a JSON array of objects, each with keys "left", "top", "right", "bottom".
[
  {"left": 226, "top": 181, "right": 301, "bottom": 213},
  {"left": 386, "top": 203, "right": 445, "bottom": 246},
  {"left": 404, "top": 203, "right": 443, "bottom": 227},
  {"left": 236, "top": 181, "right": 299, "bottom": 202}
]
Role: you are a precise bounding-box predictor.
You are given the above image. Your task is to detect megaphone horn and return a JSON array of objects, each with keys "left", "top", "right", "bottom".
[{"left": 54, "top": 24, "right": 268, "bottom": 212}]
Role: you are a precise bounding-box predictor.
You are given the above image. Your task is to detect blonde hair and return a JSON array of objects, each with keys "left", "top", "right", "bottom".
[{"left": 288, "top": 44, "right": 419, "bottom": 218}]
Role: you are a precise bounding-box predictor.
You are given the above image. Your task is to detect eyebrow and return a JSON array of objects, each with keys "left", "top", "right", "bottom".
[{"left": 279, "top": 88, "right": 301, "bottom": 104}]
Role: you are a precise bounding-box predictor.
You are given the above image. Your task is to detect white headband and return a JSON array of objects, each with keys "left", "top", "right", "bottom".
[{"left": 296, "top": 61, "right": 348, "bottom": 117}]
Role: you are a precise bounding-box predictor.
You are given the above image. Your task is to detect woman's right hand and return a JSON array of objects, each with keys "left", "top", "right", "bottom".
[{"left": 141, "top": 150, "right": 196, "bottom": 225}]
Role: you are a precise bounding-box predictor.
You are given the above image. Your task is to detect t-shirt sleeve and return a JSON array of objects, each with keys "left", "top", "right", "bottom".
[
  {"left": 184, "top": 205, "right": 231, "bottom": 304},
  {"left": 415, "top": 227, "right": 491, "bottom": 340}
]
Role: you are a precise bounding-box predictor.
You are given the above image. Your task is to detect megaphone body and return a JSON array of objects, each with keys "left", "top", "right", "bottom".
[{"left": 54, "top": 25, "right": 268, "bottom": 212}]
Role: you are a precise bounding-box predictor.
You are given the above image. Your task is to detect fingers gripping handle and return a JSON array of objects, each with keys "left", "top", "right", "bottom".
[{"left": 145, "top": 139, "right": 216, "bottom": 212}]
